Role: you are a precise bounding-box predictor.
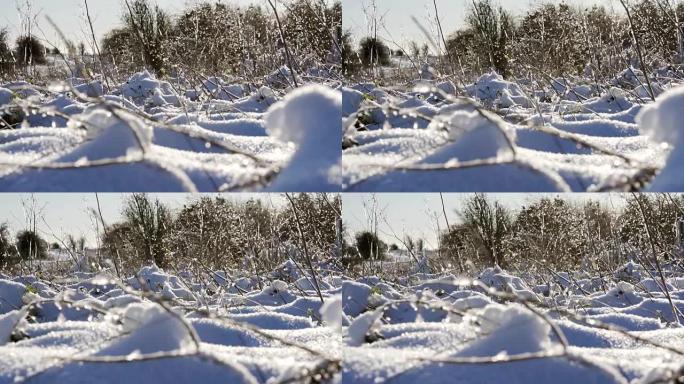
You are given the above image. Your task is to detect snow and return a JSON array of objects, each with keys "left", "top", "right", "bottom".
[
  {"left": 72, "top": 79, "right": 104, "bottom": 98},
  {"left": 0, "top": 88, "right": 13, "bottom": 106},
  {"left": 266, "top": 66, "right": 302, "bottom": 89},
  {"left": 342, "top": 263, "right": 684, "bottom": 384},
  {"left": 456, "top": 304, "right": 552, "bottom": 357},
  {"left": 428, "top": 108, "right": 514, "bottom": 160},
  {"left": 0, "top": 263, "right": 342, "bottom": 383},
  {"left": 346, "top": 308, "right": 383, "bottom": 346},
  {"left": 466, "top": 72, "right": 532, "bottom": 108},
  {"left": 342, "top": 87, "right": 364, "bottom": 117},
  {"left": 343, "top": 281, "right": 386, "bottom": 318},
  {"left": 4, "top": 256, "right": 684, "bottom": 383},
  {"left": 0, "top": 279, "right": 28, "bottom": 314},
  {"left": 96, "top": 302, "right": 195, "bottom": 356},
  {"left": 264, "top": 84, "right": 342, "bottom": 192},
  {"left": 321, "top": 294, "right": 342, "bottom": 333},
  {"left": 228, "top": 312, "right": 314, "bottom": 330},
  {"left": 0, "top": 310, "right": 26, "bottom": 345},
  {"left": 121, "top": 70, "right": 176, "bottom": 103},
  {"left": 66, "top": 109, "right": 152, "bottom": 161},
  {"left": 343, "top": 71, "right": 680, "bottom": 191},
  {"left": 0, "top": 72, "right": 340, "bottom": 191},
  {"left": 637, "top": 86, "right": 684, "bottom": 191},
  {"left": 189, "top": 318, "right": 265, "bottom": 347},
  {"left": 201, "top": 77, "right": 245, "bottom": 100}
]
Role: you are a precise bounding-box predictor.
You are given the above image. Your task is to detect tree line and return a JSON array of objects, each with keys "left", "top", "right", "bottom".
[
  {"left": 438, "top": 193, "right": 684, "bottom": 275},
  {"left": 0, "top": 224, "right": 87, "bottom": 269},
  {"left": 1, "top": 0, "right": 341, "bottom": 81},
  {"left": 343, "top": 194, "right": 684, "bottom": 277},
  {"left": 0, "top": 193, "right": 341, "bottom": 278},
  {"left": 99, "top": 193, "right": 341, "bottom": 277},
  {"left": 345, "top": 0, "right": 684, "bottom": 82}
]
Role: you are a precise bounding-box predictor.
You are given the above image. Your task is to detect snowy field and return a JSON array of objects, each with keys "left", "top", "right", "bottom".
[
  {"left": 0, "top": 69, "right": 341, "bottom": 192},
  {"left": 342, "top": 68, "right": 684, "bottom": 192},
  {"left": 343, "top": 263, "right": 684, "bottom": 384},
  {"left": 0, "top": 263, "right": 342, "bottom": 383},
  {"left": 8, "top": 260, "right": 684, "bottom": 383}
]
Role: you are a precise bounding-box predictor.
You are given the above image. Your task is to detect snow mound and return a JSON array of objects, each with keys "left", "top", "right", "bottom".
[
  {"left": 637, "top": 86, "right": 684, "bottom": 144},
  {"left": 342, "top": 87, "right": 364, "bottom": 117},
  {"left": 343, "top": 281, "right": 387, "bottom": 317},
  {"left": 104, "top": 294, "right": 142, "bottom": 309},
  {"left": 580, "top": 87, "right": 632, "bottom": 113},
  {"left": 589, "top": 313, "right": 663, "bottom": 331},
  {"left": 320, "top": 294, "right": 342, "bottom": 333},
  {"left": 262, "top": 279, "right": 289, "bottom": 295},
  {"left": 635, "top": 83, "right": 664, "bottom": 99},
  {"left": 2, "top": 81, "right": 40, "bottom": 98},
  {"left": 592, "top": 281, "right": 642, "bottom": 308},
  {"left": 202, "top": 77, "right": 245, "bottom": 100},
  {"left": 466, "top": 71, "right": 531, "bottom": 108},
  {"left": 0, "top": 309, "right": 26, "bottom": 345},
  {"left": 270, "top": 259, "right": 301, "bottom": 281},
  {"left": 614, "top": 260, "right": 645, "bottom": 281},
  {"left": 637, "top": 85, "right": 684, "bottom": 190},
  {"left": 190, "top": 318, "right": 265, "bottom": 347},
  {"left": 120, "top": 71, "right": 179, "bottom": 106},
  {"left": 295, "top": 276, "right": 332, "bottom": 291},
  {"left": 0, "top": 88, "right": 13, "bottom": 106},
  {"left": 96, "top": 302, "right": 195, "bottom": 356},
  {"left": 127, "top": 265, "right": 189, "bottom": 296},
  {"left": 458, "top": 304, "right": 552, "bottom": 357},
  {"left": 228, "top": 312, "right": 313, "bottom": 330},
  {"left": 478, "top": 267, "right": 537, "bottom": 300},
  {"left": 436, "top": 80, "right": 457, "bottom": 96},
  {"left": 59, "top": 108, "right": 152, "bottom": 162},
  {"left": 265, "top": 84, "right": 341, "bottom": 191},
  {"left": 266, "top": 66, "right": 301, "bottom": 88},
  {"left": 72, "top": 78, "right": 104, "bottom": 98},
  {"left": 614, "top": 67, "right": 645, "bottom": 87},
  {"left": 428, "top": 109, "right": 514, "bottom": 161},
  {"left": 0, "top": 279, "right": 27, "bottom": 314},
  {"left": 346, "top": 307, "right": 383, "bottom": 346}
]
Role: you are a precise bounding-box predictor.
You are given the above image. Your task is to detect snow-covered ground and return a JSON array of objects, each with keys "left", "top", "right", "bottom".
[
  {"left": 4, "top": 245, "right": 684, "bottom": 383},
  {"left": 0, "top": 68, "right": 341, "bottom": 192},
  {"left": 0, "top": 263, "right": 341, "bottom": 383},
  {"left": 343, "top": 263, "right": 684, "bottom": 383},
  {"left": 342, "top": 68, "right": 684, "bottom": 192}
]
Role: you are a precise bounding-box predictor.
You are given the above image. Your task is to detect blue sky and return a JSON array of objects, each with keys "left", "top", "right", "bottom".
[
  {"left": 342, "top": 193, "right": 629, "bottom": 248},
  {"left": 0, "top": 0, "right": 261, "bottom": 51},
  {"left": 343, "top": 0, "right": 621, "bottom": 47},
  {"left": 0, "top": 193, "right": 284, "bottom": 247}
]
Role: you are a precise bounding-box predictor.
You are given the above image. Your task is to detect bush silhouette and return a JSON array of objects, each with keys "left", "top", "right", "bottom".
[
  {"left": 359, "top": 37, "right": 390, "bottom": 67},
  {"left": 15, "top": 35, "right": 47, "bottom": 65},
  {"left": 16, "top": 230, "right": 48, "bottom": 260}
]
